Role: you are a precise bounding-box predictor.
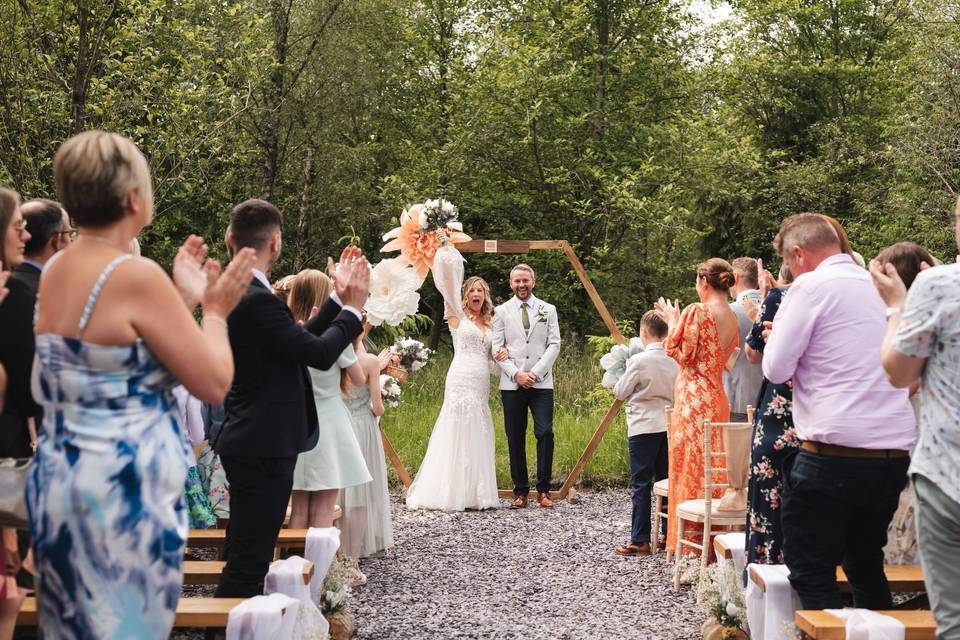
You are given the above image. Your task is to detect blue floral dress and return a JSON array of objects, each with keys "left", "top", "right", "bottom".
[
  {"left": 745, "top": 287, "right": 800, "bottom": 566},
  {"left": 26, "top": 255, "right": 188, "bottom": 639}
]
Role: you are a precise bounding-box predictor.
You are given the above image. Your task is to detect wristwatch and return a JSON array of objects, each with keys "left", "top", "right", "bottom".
[{"left": 885, "top": 307, "right": 903, "bottom": 319}]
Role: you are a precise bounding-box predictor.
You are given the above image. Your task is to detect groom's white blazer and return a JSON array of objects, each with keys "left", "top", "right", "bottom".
[{"left": 492, "top": 294, "right": 561, "bottom": 391}]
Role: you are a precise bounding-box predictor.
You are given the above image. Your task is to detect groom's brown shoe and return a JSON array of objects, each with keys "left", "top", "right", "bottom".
[
  {"left": 510, "top": 495, "right": 528, "bottom": 509},
  {"left": 537, "top": 492, "right": 554, "bottom": 508}
]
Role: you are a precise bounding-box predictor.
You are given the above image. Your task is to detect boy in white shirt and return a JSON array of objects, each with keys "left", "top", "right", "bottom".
[{"left": 613, "top": 311, "right": 680, "bottom": 556}]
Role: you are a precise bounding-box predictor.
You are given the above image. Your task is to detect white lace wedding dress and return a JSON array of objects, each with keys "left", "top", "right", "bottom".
[{"left": 405, "top": 248, "right": 500, "bottom": 511}]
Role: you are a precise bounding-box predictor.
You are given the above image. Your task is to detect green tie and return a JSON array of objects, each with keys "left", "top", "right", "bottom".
[{"left": 521, "top": 302, "right": 530, "bottom": 332}]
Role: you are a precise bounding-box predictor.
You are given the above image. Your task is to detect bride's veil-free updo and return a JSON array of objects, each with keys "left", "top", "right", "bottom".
[{"left": 461, "top": 276, "right": 494, "bottom": 321}]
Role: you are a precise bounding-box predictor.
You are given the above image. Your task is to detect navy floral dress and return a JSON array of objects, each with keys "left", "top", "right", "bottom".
[
  {"left": 745, "top": 287, "right": 800, "bottom": 566},
  {"left": 26, "top": 255, "right": 188, "bottom": 639}
]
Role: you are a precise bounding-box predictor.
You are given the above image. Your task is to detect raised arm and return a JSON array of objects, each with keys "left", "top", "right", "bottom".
[{"left": 432, "top": 245, "right": 465, "bottom": 330}]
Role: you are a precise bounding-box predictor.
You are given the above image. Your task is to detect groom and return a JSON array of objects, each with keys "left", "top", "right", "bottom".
[{"left": 493, "top": 264, "right": 561, "bottom": 509}]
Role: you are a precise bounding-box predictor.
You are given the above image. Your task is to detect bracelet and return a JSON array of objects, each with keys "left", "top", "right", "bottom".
[
  {"left": 203, "top": 314, "right": 228, "bottom": 328},
  {"left": 885, "top": 307, "right": 903, "bottom": 319}
]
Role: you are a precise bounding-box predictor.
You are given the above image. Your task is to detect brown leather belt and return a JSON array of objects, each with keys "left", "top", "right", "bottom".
[{"left": 801, "top": 441, "right": 909, "bottom": 459}]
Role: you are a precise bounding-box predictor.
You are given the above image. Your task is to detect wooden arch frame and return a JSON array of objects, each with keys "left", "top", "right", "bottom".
[{"left": 380, "top": 239, "right": 626, "bottom": 502}]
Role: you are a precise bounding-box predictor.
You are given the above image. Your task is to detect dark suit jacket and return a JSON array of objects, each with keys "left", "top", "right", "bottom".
[
  {"left": 214, "top": 279, "right": 364, "bottom": 458},
  {"left": 0, "top": 278, "right": 41, "bottom": 457},
  {"left": 10, "top": 262, "right": 40, "bottom": 298}
]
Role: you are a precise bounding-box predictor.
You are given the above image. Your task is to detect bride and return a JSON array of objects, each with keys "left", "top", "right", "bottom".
[{"left": 405, "top": 246, "right": 502, "bottom": 511}]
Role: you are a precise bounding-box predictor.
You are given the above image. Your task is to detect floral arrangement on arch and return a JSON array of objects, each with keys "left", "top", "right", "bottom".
[
  {"left": 381, "top": 199, "right": 471, "bottom": 282},
  {"left": 598, "top": 337, "right": 647, "bottom": 388}
]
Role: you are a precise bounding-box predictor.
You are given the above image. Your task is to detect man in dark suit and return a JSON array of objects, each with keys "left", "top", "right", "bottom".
[
  {"left": 213, "top": 198, "right": 369, "bottom": 599},
  {"left": 11, "top": 199, "right": 73, "bottom": 296}
]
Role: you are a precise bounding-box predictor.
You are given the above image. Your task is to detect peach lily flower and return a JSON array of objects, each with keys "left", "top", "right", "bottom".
[{"left": 381, "top": 204, "right": 471, "bottom": 282}]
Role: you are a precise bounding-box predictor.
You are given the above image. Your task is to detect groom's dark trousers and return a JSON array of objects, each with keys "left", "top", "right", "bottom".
[
  {"left": 214, "top": 280, "right": 362, "bottom": 598},
  {"left": 502, "top": 388, "right": 554, "bottom": 495}
]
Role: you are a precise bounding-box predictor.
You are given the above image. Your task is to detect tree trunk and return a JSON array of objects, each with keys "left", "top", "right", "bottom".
[
  {"left": 294, "top": 140, "right": 316, "bottom": 270},
  {"left": 262, "top": 0, "right": 290, "bottom": 200}
]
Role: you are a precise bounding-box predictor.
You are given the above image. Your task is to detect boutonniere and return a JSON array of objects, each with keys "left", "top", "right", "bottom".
[{"left": 535, "top": 304, "right": 548, "bottom": 325}]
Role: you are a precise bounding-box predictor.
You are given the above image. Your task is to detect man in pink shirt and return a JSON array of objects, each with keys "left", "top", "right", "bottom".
[{"left": 763, "top": 213, "right": 915, "bottom": 610}]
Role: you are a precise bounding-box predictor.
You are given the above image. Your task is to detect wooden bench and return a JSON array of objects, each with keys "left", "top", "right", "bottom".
[
  {"left": 182, "top": 560, "right": 313, "bottom": 585},
  {"left": 795, "top": 610, "right": 935, "bottom": 639},
  {"left": 18, "top": 597, "right": 247, "bottom": 627},
  {"left": 749, "top": 564, "right": 925, "bottom": 594},
  {"left": 187, "top": 528, "right": 311, "bottom": 549}
]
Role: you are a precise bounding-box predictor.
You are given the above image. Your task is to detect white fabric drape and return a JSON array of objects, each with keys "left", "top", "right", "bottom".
[
  {"left": 264, "top": 556, "right": 330, "bottom": 639},
  {"left": 745, "top": 564, "right": 801, "bottom": 640},
  {"left": 714, "top": 532, "right": 746, "bottom": 577},
  {"left": 304, "top": 527, "right": 341, "bottom": 603},
  {"left": 226, "top": 593, "right": 299, "bottom": 640},
  {"left": 824, "top": 609, "right": 906, "bottom": 640}
]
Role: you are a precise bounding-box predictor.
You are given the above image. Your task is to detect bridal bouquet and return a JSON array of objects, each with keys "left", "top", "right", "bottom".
[
  {"left": 599, "top": 337, "right": 647, "bottom": 388},
  {"left": 380, "top": 375, "right": 402, "bottom": 407},
  {"left": 391, "top": 337, "right": 433, "bottom": 372},
  {"left": 381, "top": 199, "right": 471, "bottom": 282}
]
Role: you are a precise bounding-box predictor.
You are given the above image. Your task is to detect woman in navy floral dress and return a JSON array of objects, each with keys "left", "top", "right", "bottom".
[{"left": 743, "top": 283, "right": 801, "bottom": 567}]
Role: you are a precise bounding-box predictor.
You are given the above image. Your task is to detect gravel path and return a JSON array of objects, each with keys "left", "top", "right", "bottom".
[{"left": 351, "top": 491, "right": 701, "bottom": 639}]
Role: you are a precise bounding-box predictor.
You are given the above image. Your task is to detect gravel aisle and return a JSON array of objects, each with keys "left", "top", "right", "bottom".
[{"left": 351, "top": 492, "right": 701, "bottom": 639}]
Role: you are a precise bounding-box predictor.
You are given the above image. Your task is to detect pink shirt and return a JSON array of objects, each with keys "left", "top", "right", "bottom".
[{"left": 763, "top": 253, "right": 915, "bottom": 450}]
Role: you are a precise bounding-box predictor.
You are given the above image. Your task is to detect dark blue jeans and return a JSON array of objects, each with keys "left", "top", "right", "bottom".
[
  {"left": 628, "top": 432, "right": 669, "bottom": 544},
  {"left": 781, "top": 449, "right": 909, "bottom": 609}
]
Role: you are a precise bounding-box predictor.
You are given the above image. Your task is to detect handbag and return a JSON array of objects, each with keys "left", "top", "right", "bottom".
[{"left": 0, "top": 456, "right": 31, "bottom": 529}]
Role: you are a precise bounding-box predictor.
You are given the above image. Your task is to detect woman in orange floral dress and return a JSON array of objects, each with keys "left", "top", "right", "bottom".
[{"left": 656, "top": 258, "right": 740, "bottom": 557}]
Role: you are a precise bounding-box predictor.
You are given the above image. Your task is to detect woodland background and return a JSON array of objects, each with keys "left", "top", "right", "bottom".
[{"left": 2, "top": 0, "right": 959, "bottom": 339}]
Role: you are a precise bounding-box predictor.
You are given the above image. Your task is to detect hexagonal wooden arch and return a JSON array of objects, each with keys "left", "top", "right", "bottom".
[{"left": 379, "top": 239, "right": 627, "bottom": 502}]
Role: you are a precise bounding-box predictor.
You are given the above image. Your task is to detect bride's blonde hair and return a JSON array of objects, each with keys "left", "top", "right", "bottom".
[{"left": 462, "top": 276, "right": 494, "bottom": 321}]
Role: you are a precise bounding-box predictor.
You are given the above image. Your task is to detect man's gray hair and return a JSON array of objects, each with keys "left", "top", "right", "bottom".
[
  {"left": 510, "top": 263, "right": 536, "bottom": 280},
  {"left": 773, "top": 213, "right": 841, "bottom": 255}
]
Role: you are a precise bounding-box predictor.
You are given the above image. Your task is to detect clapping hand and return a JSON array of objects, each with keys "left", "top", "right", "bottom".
[
  {"left": 761, "top": 321, "right": 773, "bottom": 343},
  {"left": 202, "top": 247, "right": 257, "bottom": 318},
  {"left": 173, "top": 235, "right": 212, "bottom": 311},
  {"left": 328, "top": 246, "right": 371, "bottom": 309},
  {"left": 654, "top": 296, "right": 681, "bottom": 330},
  {"left": 757, "top": 258, "right": 777, "bottom": 301},
  {"left": 378, "top": 348, "right": 400, "bottom": 371},
  {"left": 869, "top": 259, "right": 908, "bottom": 309}
]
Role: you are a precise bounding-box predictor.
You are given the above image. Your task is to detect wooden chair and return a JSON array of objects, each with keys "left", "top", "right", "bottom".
[
  {"left": 795, "top": 610, "right": 935, "bottom": 640},
  {"left": 653, "top": 405, "right": 672, "bottom": 557},
  {"left": 18, "top": 597, "right": 248, "bottom": 628},
  {"left": 673, "top": 411, "right": 753, "bottom": 587},
  {"left": 187, "top": 527, "right": 311, "bottom": 549},
  {"left": 182, "top": 559, "right": 314, "bottom": 586}
]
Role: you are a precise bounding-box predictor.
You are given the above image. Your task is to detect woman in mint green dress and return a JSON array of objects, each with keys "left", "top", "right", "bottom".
[{"left": 288, "top": 269, "right": 371, "bottom": 529}]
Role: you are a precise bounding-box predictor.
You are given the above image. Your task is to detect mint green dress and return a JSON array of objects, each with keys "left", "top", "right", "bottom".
[{"left": 293, "top": 345, "right": 372, "bottom": 491}]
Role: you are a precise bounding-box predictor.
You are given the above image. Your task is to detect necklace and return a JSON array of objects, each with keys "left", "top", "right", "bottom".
[{"left": 77, "top": 234, "right": 123, "bottom": 249}]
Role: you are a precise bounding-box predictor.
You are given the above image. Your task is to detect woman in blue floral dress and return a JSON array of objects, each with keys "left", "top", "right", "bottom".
[
  {"left": 743, "top": 280, "right": 801, "bottom": 567},
  {"left": 26, "top": 131, "right": 253, "bottom": 638}
]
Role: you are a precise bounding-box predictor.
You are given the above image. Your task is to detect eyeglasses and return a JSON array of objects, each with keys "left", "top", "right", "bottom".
[
  {"left": 58, "top": 230, "right": 78, "bottom": 240},
  {"left": 12, "top": 220, "right": 27, "bottom": 235}
]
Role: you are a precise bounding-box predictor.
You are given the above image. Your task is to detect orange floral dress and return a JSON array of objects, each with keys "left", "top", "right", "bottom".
[{"left": 664, "top": 303, "right": 737, "bottom": 555}]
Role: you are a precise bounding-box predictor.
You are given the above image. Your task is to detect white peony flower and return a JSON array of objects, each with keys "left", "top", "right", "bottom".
[
  {"left": 418, "top": 210, "right": 428, "bottom": 228},
  {"left": 441, "top": 199, "right": 455, "bottom": 213},
  {"left": 726, "top": 603, "right": 739, "bottom": 617},
  {"left": 366, "top": 259, "right": 421, "bottom": 326}
]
